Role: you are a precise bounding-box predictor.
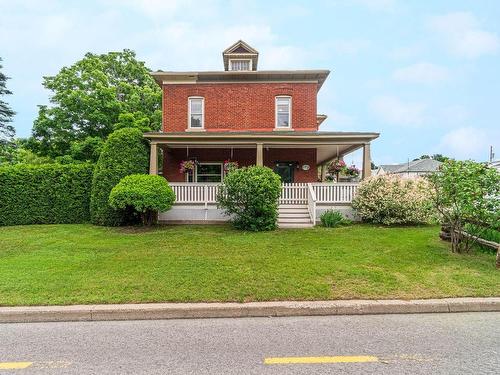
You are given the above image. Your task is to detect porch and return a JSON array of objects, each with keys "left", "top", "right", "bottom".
[
  {"left": 144, "top": 131, "right": 377, "bottom": 227},
  {"left": 160, "top": 182, "right": 359, "bottom": 228},
  {"left": 145, "top": 131, "right": 379, "bottom": 184}
]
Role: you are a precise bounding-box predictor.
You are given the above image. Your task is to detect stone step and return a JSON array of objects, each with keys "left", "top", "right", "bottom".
[
  {"left": 279, "top": 222, "right": 315, "bottom": 229},
  {"left": 279, "top": 204, "right": 308, "bottom": 209},
  {"left": 278, "top": 217, "right": 313, "bottom": 224},
  {"left": 279, "top": 208, "right": 309, "bottom": 213},
  {"left": 279, "top": 213, "right": 311, "bottom": 219}
]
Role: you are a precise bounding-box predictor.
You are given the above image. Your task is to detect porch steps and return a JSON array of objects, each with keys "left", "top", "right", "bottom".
[{"left": 278, "top": 205, "right": 314, "bottom": 228}]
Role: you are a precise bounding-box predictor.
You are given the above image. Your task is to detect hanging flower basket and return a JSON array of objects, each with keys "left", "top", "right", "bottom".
[
  {"left": 328, "top": 159, "right": 346, "bottom": 174},
  {"left": 223, "top": 160, "right": 239, "bottom": 172},
  {"left": 327, "top": 159, "right": 346, "bottom": 182},
  {"left": 345, "top": 165, "right": 360, "bottom": 178},
  {"left": 179, "top": 160, "right": 197, "bottom": 174}
]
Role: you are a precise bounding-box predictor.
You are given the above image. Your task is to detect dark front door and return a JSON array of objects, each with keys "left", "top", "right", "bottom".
[{"left": 274, "top": 162, "right": 295, "bottom": 183}]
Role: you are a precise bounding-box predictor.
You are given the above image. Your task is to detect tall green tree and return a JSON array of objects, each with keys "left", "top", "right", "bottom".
[
  {"left": 90, "top": 127, "right": 149, "bottom": 226},
  {"left": 0, "top": 57, "right": 16, "bottom": 162},
  {"left": 29, "top": 49, "right": 161, "bottom": 158}
]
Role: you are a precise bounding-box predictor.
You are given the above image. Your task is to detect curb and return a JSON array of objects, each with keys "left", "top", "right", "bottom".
[{"left": 0, "top": 298, "right": 499, "bottom": 323}]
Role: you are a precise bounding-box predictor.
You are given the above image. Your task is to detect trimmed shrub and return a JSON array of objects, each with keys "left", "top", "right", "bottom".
[
  {"left": 0, "top": 163, "right": 94, "bottom": 226},
  {"left": 320, "top": 210, "right": 351, "bottom": 228},
  {"left": 109, "top": 174, "right": 175, "bottom": 225},
  {"left": 90, "top": 128, "right": 149, "bottom": 226},
  {"left": 217, "top": 166, "right": 282, "bottom": 231},
  {"left": 352, "top": 175, "right": 435, "bottom": 225}
]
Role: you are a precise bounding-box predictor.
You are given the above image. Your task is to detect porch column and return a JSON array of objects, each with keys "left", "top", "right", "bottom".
[
  {"left": 149, "top": 141, "right": 158, "bottom": 175},
  {"left": 256, "top": 143, "right": 263, "bottom": 166},
  {"left": 320, "top": 163, "right": 327, "bottom": 182},
  {"left": 362, "top": 142, "right": 371, "bottom": 179}
]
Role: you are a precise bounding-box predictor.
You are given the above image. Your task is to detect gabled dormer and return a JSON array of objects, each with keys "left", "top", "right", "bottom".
[{"left": 222, "top": 40, "right": 259, "bottom": 71}]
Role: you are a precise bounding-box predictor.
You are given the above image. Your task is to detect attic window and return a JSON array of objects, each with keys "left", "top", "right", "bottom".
[{"left": 229, "top": 59, "right": 251, "bottom": 71}]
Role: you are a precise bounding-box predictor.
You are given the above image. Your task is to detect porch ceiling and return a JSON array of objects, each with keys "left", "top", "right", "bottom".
[{"left": 144, "top": 131, "right": 379, "bottom": 166}]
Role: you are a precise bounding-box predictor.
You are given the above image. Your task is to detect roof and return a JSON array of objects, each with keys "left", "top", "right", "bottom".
[
  {"left": 144, "top": 131, "right": 379, "bottom": 166},
  {"left": 144, "top": 130, "right": 379, "bottom": 141},
  {"left": 151, "top": 70, "right": 331, "bottom": 91},
  {"left": 489, "top": 160, "right": 500, "bottom": 168},
  {"left": 380, "top": 159, "right": 442, "bottom": 173}
]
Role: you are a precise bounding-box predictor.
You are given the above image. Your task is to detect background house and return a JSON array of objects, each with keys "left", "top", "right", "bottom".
[
  {"left": 375, "top": 159, "right": 442, "bottom": 179},
  {"left": 489, "top": 160, "right": 500, "bottom": 172}
]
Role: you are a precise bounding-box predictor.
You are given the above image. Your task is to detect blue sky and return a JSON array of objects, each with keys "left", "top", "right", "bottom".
[{"left": 1, "top": 0, "right": 499, "bottom": 165}]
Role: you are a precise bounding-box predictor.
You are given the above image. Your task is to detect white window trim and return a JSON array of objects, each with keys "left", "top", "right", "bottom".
[
  {"left": 195, "top": 162, "right": 223, "bottom": 183},
  {"left": 275, "top": 96, "right": 292, "bottom": 129},
  {"left": 188, "top": 96, "right": 205, "bottom": 130},
  {"left": 229, "top": 59, "right": 252, "bottom": 71}
]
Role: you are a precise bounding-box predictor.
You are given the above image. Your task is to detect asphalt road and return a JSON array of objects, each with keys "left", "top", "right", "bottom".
[{"left": 0, "top": 312, "right": 499, "bottom": 374}]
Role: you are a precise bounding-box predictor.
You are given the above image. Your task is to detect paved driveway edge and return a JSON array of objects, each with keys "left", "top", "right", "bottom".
[{"left": 1, "top": 298, "right": 499, "bottom": 323}]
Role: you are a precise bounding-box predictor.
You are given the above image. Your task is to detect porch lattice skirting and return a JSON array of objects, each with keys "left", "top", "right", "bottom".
[{"left": 159, "top": 183, "right": 358, "bottom": 228}]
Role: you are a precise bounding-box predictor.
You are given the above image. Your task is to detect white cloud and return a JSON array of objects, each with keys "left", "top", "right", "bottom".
[
  {"left": 428, "top": 12, "right": 500, "bottom": 58},
  {"left": 439, "top": 126, "right": 498, "bottom": 160},
  {"left": 369, "top": 95, "right": 426, "bottom": 126},
  {"left": 392, "top": 62, "right": 449, "bottom": 84}
]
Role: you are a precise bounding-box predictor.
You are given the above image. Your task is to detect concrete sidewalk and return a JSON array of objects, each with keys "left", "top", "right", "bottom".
[{"left": 1, "top": 297, "right": 499, "bottom": 323}]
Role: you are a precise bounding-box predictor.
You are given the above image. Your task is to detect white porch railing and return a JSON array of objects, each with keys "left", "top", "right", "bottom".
[
  {"left": 170, "top": 183, "right": 220, "bottom": 204},
  {"left": 312, "top": 182, "right": 358, "bottom": 204},
  {"left": 307, "top": 183, "right": 317, "bottom": 223},
  {"left": 279, "top": 183, "right": 308, "bottom": 205},
  {"left": 169, "top": 182, "right": 358, "bottom": 205}
]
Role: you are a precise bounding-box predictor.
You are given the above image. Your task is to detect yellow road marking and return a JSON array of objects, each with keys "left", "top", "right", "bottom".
[
  {"left": 264, "top": 355, "right": 379, "bottom": 364},
  {"left": 0, "top": 362, "right": 33, "bottom": 369}
]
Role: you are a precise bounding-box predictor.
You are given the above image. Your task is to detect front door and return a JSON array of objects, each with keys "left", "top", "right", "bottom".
[{"left": 274, "top": 162, "right": 295, "bottom": 183}]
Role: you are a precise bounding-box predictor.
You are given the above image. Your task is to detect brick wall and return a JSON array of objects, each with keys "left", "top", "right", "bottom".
[
  {"left": 163, "top": 82, "right": 318, "bottom": 132},
  {"left": 163, "top": 147, "right": 317, "bottom": 183}
]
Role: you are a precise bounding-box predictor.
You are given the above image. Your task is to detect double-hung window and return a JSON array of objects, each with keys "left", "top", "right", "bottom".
[
  {"left": 188, "top": 97, "right": 204, "bottom": 129},
  {"left": 275, "top": 96, "right": 291, "bottom": 129},
  {"left": 229, "top": 59, "right": 251, "bottom": 71},
  {"left": 196, "top": 163, "right": 223, "bottom": 183}
]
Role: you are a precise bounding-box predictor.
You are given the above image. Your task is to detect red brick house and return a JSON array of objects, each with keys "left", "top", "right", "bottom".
[{"left": 144, "top": 40, "right": 379, "bottom": 227}]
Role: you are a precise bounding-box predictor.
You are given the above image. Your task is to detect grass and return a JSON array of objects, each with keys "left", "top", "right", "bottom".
[{"left": 0, "top": 224, "right": 498, "bottom": 306}]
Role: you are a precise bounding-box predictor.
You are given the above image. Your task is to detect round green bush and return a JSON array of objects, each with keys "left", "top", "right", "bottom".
[
  {"left": 109, "top": 174, "right": 175, "bottom": 225},
  {"left": 352, "top": 175, "right": 435, "bottom": 225},
  {"left": 90, "top": 128, "right": 149, "bottom": 226},
  {"left": 217, "top": 166, "right": 282, "bottom": 231}
]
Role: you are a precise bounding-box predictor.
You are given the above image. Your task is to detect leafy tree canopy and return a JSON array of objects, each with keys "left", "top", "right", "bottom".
[
  {"left": 413, "top": 154, "right": 450, "bottom": 162},
  {"left": 113, "top": 111, "right": 160, "bottom": 133},
  {"left": 0, "top": 57, "right": 16, "bottom": 163},
  {"left": 428, "top": 160, "right": 500, "bottom": 253},
  {"left": 28, "top": 50, "right": 161, "bottom": 158}
]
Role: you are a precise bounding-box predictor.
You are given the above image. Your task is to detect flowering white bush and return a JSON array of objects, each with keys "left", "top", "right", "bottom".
[{"left": 352, "top": 175, "right": 435, "bottom": 225}]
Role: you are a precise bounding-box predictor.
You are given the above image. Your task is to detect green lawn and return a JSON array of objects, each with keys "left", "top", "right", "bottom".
[{"left": 0, "top": 224, "right": 498, "bottom": 306}]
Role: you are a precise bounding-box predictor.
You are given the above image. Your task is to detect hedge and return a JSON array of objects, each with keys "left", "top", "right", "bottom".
[
  {"left": 90, "top": 127, "right": 149, "bottom": 226},
  {"left": 0, "top": 163, "right": 94, "bottom": 226}
]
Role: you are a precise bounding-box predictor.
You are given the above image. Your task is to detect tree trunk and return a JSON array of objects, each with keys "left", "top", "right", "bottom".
[
  {"left": 450, "top": 227, "right": 461, "bottom": 253},
  {"left": 141, "top": 209, "right": 157, "bottom": 226}
]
